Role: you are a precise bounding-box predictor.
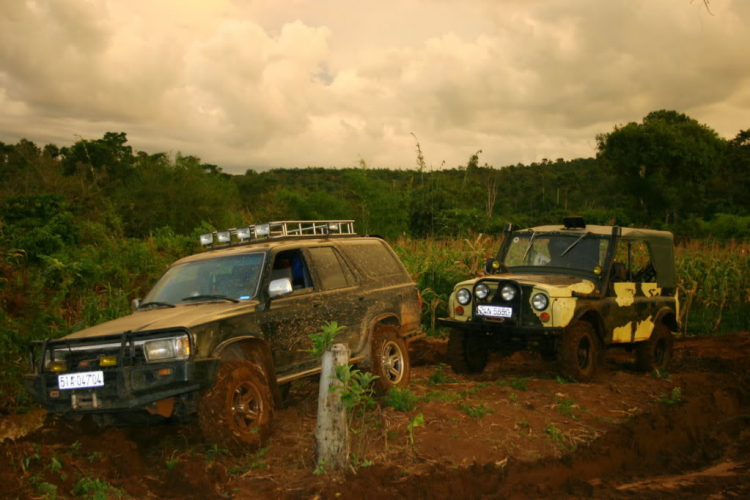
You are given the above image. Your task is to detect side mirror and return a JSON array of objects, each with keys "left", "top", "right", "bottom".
[
  {"left": 484, "top": 258, "right": 497, "bottom": 275},
  {"left": 268, "top": 278, "right": 293, "bottom": 299},
  {"left": 131, "top": 298, "right": 141, "bottom": 312}
]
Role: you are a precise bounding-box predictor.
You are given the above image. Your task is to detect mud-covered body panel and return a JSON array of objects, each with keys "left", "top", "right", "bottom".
[{"left": 26, "top": 235, "right": 421, "bottom": 414}]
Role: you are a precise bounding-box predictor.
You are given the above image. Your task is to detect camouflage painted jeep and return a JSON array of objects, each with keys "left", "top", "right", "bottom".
[
  {"left": 25, "top": 220, "right": 422, "bottom": 451},
  {"left": 439, "top": 217, "right": 679, "bottom": 381}
]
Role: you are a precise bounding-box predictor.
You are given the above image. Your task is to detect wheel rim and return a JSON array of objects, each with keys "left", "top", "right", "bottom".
[
  {"left": 382, "top": 341, "right": 405, "bottom": 384},
  {"left": 577, "top": 336, "right": 591, "bottom": 370},
  {"left": 654, "top": 338, "right": 666, "bottom": 365},
  {"left": 230, "top": 381, "right": 263, "bottom": 433}
]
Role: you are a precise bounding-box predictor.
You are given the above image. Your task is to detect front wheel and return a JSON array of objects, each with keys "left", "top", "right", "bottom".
[
  {"left": 371, "top": 325, "right": 411, "bottom": 393},
  {"left": 636, "top": 323, "right": 674, "bottom": 372},
  {"left": 448, "top": 329, "right": 489, "bottom": 374},
  {"left": 558, "top": 321, "right": 600, "bottom": 382},
  {"left": 198, "top": 360, "right": 274, "bottom": 453}
]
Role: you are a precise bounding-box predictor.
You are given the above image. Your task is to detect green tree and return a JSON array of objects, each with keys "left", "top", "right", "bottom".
[{"left": 596, "top": 110, "right": 725, "bottom": 224}]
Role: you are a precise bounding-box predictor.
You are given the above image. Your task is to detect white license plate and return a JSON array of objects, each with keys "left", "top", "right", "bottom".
[
  {"left": 477, "top": 305, "right": 513, "bottom": 318},
  {"left": 58, "top": 371, "right": 104, "bottom": 390}
]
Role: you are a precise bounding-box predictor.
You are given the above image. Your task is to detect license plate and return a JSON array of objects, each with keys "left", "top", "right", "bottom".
[
  {"left": 477, "top": 305, "right": 513, "bottom": 318},
  {"left": 58, "top": 371, "right": 104, "bottom": 390}
]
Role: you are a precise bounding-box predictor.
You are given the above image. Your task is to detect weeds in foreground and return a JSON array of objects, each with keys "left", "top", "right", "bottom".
[
  {"left": 384, "top": 387, "right": 418, "bottom": 412},
  {"left": 458, "top": 402, "right": 493, "bottom": 418},
  {"left": 308, "top": 322, "right": 346, "bottom": 358},
  {"left": 658, "top": 387, "right": 683, "bottom": 405},
  {"left": 427, "top": 364, "right": 455, "bottom": 385}
]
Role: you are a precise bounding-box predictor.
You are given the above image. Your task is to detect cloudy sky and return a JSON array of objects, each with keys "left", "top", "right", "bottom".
[{"left": 1, "top": 0, "right": 748, "bottom": 173}]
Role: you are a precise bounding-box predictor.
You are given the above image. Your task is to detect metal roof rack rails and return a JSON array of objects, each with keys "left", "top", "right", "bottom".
[{"left": 199, "top": 220, "right": 356, "bottom": 248}]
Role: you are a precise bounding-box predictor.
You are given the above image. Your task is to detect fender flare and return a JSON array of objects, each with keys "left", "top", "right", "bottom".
[
  {"left": 654, "top": 307, "right": 680, "bottom": 333},
  {"left": 212, "top": 336, "right": 282, "bottom": 407},
  {"left": 571, "top": 306, "right": 607, "bottom": 344}
]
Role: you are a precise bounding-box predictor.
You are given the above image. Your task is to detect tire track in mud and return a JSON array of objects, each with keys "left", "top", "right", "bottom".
[{"left": 302, "top": 368, "right": 750, "bottom": 499}]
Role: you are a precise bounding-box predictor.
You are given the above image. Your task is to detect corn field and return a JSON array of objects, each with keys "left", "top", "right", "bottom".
[{"left": 391, "top": 236, "right": 750, "bottom": 336}]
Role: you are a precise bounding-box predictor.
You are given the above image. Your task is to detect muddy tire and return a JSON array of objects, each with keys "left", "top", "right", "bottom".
[
  {"left": 448, "top": 329, "right": 489, "bottom": 374},
  {"left": 636, "top": 323, "right": 674, "bottom": 372},
  {"left": 198, "top": 360, "right": 273, "bottom": 453},
  {"left": 371, "top": 325, "right": 410, "bottom": 393},
  {"left": 558, "top": 321, "right": 600, "bottom": 382}
]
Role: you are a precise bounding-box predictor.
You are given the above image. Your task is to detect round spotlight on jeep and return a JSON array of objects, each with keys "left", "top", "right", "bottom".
[
  {"left": 532, "top": 293, "right": 549, "bottom": 311},
  {"left": 456, "top": 288, "right": 471, "bottom": 305},
  {"left": 475, "top": 283, "right": 490, "bottom": 300},
  {"left": 501, "top": 284, "right": 516, "bottom": 301}
]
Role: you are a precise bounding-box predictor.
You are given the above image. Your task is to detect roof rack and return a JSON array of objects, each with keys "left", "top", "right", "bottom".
[{"left": 200, "top": 220, "right": 356, "bottom": 247}]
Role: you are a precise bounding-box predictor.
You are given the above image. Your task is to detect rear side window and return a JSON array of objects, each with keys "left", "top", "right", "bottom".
[
  {"left": 308, "top": 247, "right": 355, "bottom": 290},
  {"left": 345, "top": 241, "right": 404, "bottom": 278}
]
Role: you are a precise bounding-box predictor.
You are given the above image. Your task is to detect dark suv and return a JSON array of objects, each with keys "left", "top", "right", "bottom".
[{"left": 26, "top": 220, "right": 422, "bottom": 450}]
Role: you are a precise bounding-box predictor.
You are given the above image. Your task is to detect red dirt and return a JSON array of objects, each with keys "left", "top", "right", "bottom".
[{"left": 2, "top": 332, "right": 749, "bottom": 499}]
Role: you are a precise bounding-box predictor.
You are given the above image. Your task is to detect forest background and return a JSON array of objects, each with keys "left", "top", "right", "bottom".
[{"left": 1, "top": 109, "right": 749, "bottom": 413}]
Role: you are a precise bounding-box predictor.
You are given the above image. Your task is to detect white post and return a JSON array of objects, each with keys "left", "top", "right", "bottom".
[{"left": 315, "top": 343, "right": 350, "bottom": 470}]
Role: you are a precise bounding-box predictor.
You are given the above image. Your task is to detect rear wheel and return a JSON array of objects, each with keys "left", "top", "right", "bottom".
[
  {"left": 448, "top": 329, "right": 489, "bottom": 374},
  {"left": 198, "top": 360, "right": 273, "bottom": 453},
  {"left": 558, "top": 321, "right": 600, "bottom": 382},
  {"left": 371, "top": 325, "right": 410, "bottom": 393},
  {"left": 636, "top": 323, "right": 674, "bottom": 372}
]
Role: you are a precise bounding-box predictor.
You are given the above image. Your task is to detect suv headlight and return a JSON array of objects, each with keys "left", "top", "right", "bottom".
[
  {"left": 501, "top": 285, "right": 516, "bottom": 301},
  {"left": 456, "top": 288, "right": 471, "bottom": 305},
  {"left": 532, "top": 293, "right": 549, "bottom": 311},
  {"left": 475, "top": 283, "right": 490, "bottom": 300},
  {"left": 144, "top": 335, "right": 191, "bottom": 363}
]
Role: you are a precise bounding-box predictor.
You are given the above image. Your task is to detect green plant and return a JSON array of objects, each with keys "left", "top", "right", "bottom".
[
  {"left": 421, "top": 390, "right": 461, "bottom": 403},
  {"left": 544, "top": 424, "right": 576, "bottom": 452},
  {"left": 555, "top": 375, "right": 574, "bottom": 385},
  {"left": 384, "top": 387, "right": 418, "bottom": 412},
  {"left": 73, "top": 477, "right": 123, "bottom": 500},
  {"left": 22, "top": 446, "right": 41, "bottom": 472},
  {"left": 35, "top": 481, "right": 57, "bottom": 500},
  {"left": 46, "top": 457, "right": 63, "bottom": 473},
  {"left": 427, "top": 364, "right": 453, "bottom": 385},
  {"left": 308, "top": 322, "right": 345, "bottom": 357},
  {"left": 165, "top": 454, "right": 180, "bottom": 471},
  {"left": 555, "top": 397, "right": 580, "bottom": 419},
  {"left": 510, "top": 378, "right": 529, "bottom": 391},
  {"left": 658, "top": 387, "right": 683, "bottom": 405},
  {"left": 407, "top": 413, "right": 424, "bottom": 446},
  {"left": 69, "top": 441, "right": 82, "bottom": 452},
  {"left": 458, "top": 402, "right": 493, "bottom": 418},
  {"left": 652, "top": 368, "right": 670, "bottom": 380},
  {"left": 508, "top": 392, "right": 518, "bottom": 402},
  {"left": 206, "top": 444, "right": 229, "bottom": 462},
  {"left": 313, "top": 459, "right": 327, "bottom": 476},
  {"left": 334, "top": 365, "right": 378, "bottom": 411}
]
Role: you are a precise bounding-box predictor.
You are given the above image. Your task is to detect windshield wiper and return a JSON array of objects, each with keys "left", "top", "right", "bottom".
[
  {"left": 181, "top": 294, "right": 240, "bottom": 304},
  {"left": 138, "top": 301, "right": 176, "bottom": 309},
  {"left": 560, "top": 232, "right": 591, "bottom": 257},
  {"left": 521, "top": 230, "right": 538, "bottom": 263}
]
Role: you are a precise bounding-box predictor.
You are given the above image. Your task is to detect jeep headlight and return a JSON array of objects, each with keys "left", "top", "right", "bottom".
[
  {"left": 475, "top": 283, "right": 490, "bottom": 300},
  {"left": 532, "top": 293, "right": 549, "bottom": 311},
  {"left": 144, "top": 335, "right": 191, "bottom": 362},
  {"left": 501, "top": 284, "right": 516, "bottom": 301},
  {"left": 456, "top": 288, "right": 471, "bottom": 305}
]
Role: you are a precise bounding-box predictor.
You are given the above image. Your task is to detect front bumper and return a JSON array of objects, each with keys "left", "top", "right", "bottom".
[
  {"left": 25, "top": 358, "right": 219, "bottom": 414},
  {"left": 438, "top": 317, "right": 564, "bottom": 352}
]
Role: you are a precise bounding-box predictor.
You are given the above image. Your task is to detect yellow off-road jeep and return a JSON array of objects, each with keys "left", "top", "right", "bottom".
[{"left": 439, "top": 217, "right": 680, "bottom": 381}]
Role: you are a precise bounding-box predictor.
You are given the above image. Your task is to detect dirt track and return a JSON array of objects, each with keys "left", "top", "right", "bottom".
[{"left": 2, "top": 333, "right": 749, "bottom": 499}]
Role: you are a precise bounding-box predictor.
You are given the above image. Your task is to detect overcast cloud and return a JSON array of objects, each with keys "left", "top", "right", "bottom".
[{"left": 1, "top": 0, "right": 748, "bottom": 172}]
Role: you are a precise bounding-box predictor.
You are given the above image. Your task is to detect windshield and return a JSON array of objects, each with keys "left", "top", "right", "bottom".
[
  {"left": 502, "top": 233, "right": 610, "bottom": 274},
  {"left": 143, "top": 253, "right": 265, "bottom": 305}
]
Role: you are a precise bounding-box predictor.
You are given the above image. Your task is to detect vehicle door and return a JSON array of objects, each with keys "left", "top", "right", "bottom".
[
  {"left": 606, "top": 240, "right": 658, "bottom": 343},
  {"left": 303, "top": 245, "right": 364, "bottom": 360},
  {"left": 258, "top": 248, "right": 320, "bottom": 376}
]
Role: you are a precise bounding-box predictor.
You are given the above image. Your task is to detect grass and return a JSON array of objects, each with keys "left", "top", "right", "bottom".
[
  {"left": 458, "top": 402, "right": 493, "bottom": 418},
  {"left": 384, "top": 387, "right": 419, "bottom": 412},
  {"left": 658, "top": 387, "right": 683, "bottom": 405}
]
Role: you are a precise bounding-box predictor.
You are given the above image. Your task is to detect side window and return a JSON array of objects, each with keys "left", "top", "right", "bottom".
[
  {"left": 631, "top": 241, "right": 656, "bottom": 283},
  {"left": 271, "top": 250, "right": 313, "bottom": 291},
  {"left": 345, "top": 241, "right": 403, "bottom": 277},
  {"left": 308, "top": 247, "right": 355, "bottom": 290}
]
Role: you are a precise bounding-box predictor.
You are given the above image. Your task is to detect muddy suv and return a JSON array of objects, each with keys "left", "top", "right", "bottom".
[
  {"left": 439, "top": 217, "right": 679, "bottom": 381},
  {"left": 26, "top": 220, "right": 422, "bottom": 450}
]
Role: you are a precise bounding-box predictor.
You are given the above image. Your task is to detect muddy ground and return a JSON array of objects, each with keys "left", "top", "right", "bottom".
[{"left": 2, "top": 333, "right": 749, "bottom": 500}]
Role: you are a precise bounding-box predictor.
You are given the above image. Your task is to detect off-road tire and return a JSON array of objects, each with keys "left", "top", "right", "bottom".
[
  {"left": 558, "top": 321, "right": 600, "bottom": 382},
  {"left": 635, "top": 323, "right": 674, "bottom": 372},
  {"left": 198, "top": 360, "right": 273, "bottom": 453},
  {"left": 371, "top": 325, "right": 411, "bottom": 393},
  {"left": 448, "top": 329, "right": 489, "bottom": 374}
]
